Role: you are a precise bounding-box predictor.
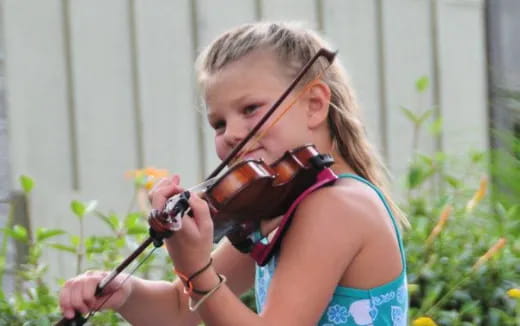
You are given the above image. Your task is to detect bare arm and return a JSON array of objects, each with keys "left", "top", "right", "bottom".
[
  {"left": 117, "top": 238, "right": 255, "bottom": 326},
  {"left": 181, "top": 186, "right": 367, "bottom": 326},
  {"left": 59, "top": 174, "right": 256, "bottom": 325}
]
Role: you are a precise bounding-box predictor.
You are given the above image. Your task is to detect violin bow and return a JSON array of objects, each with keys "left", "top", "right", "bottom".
[{"left": 55, "top": 48, "right": 336, "bottom": 326}]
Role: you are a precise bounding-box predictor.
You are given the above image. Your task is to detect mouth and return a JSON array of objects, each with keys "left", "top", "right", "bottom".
[{"left": 241, "top": 148, "right": 264, "bottom": 161}]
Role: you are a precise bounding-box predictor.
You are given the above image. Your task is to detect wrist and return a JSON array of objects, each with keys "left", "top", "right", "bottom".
[
  {"left": 179, "top": 257, "right": 213, "bottom": 278},
  {"left": 174, "top": 258, "right": 219, "bottom": 296},
  {"left": 189, "top": 266, "right": 220, "bottom": 297},
  {"left": 115, "top": 275, "right": 137, "bottom": 313}
]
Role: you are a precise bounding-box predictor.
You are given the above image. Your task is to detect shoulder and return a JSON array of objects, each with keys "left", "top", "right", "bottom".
[
  {"left": 257, "top": 178, "right": 397, "bottom": 323},
  {"left": 292, "top": 177, "right": 391, "bottom": 240},
  {"left": 276, "top": 178, "right": 392, "bottom": 269}
]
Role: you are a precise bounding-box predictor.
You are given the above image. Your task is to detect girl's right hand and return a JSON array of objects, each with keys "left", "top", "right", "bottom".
[
  {"left": 59, "top": 271, "right": 133, "bottom": 319},
  {"left": 59, "top": 175, "right": 183, "bottom": 320}
]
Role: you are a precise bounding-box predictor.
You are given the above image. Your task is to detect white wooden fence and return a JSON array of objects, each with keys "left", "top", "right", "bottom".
[{"left": 3, "top": 0, "right": 488, "bottom": 280}]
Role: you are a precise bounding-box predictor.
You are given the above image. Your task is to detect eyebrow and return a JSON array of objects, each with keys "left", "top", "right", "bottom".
[
  {"left": 207, "top": 111, "right": 218, "bottom": 122},
  {"left": 206, "top": 93, "right": 258, "bottom": 120}
]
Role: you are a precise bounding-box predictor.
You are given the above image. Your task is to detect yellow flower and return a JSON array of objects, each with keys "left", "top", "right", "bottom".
[
  {"left": 143, "top": 167, "right": 169, "bottom": 179},
  {"left": 472, "top": 237, "right": 507, "bottom": 270},
  {"left": 466, "top": 176, "right": 488, "bottom": 213},
  {"left": 426, "top": 204, "right": 452, "bottom": 245},
  {"left": 144, "top": 180, "right": 155, "bottom": 190},
  {"left": 412, "top": 316, "right": 438, "bottom": 326},
  {"left": 126, "top": 167, "right": 169, "bottom": 179},
  {"left": 507, "top": 288, "right": 520, "bottom": 299},
  {"left": 125, "top": 167, "right": 169, "bottom": 189}
]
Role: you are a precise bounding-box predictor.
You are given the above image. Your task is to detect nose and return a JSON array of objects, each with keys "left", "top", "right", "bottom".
[{"left": 223, "top": 117, "right": 249, "bottom": 148}]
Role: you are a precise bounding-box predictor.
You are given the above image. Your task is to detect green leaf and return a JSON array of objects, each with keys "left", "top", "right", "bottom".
[
  {"left": 420, "top": 282, "right": 444, "bottom": 311},
  {"left": 124, "top": 212, "right": 143, "bottom": 229},
  {"left": 13, "top": 225, "right": 28, "bottom": 242},
  {"left": 47, "top": 243, "right": 76, "bottom": 253},
  {"left": 134, "top": 174, "right": 147, "bottom": 187},
  {"left": 460, "top": 300, "right": 480, "bottom": 316},
  {"left": 416, "top": 76, "right": 430, "bottom": 93},
  {"left": 506, "top": 205, "right": 519, "bottom": 219},
  {"left": 444, "top": 175, "right": 461, "bottom": 189},
  {"left": 71, "top": 200, "right": 97, "bottom": 219},
  {"left": 428, "top": 117, "right": 443, "bottom": 135},
  {"left": 84, "top": 200, "right": 98, "bottom": 216},
  {"left": 408, "top": 164, "right": 425, "bottom": 189},
  {"left": 127, "top": 225, "right": 148, "bottom": 235},
  {"left": 101, "top": 213, "right": 120, "bottom": 231},
  {"left": 417, "top": 154, "right": 434, "bottom": 166},
  {"left": 70, "top": 235, "right": 80, "bottom": 247},
  {"left": 4, "top": 225, "right": 29, "bottom": 242},
  {"left": 115, "top": 237, "right": 126, "bottom": 248},
  {"left": 400, "top": 106, "right": 419, "bottom": 124},
  {"left": 19, "top": 175, "right": 35, "bottom": 194},
  {"left": 71, "top": 200, "right": 86, "bottom": 218},
  {"left": 495, "top": 202, "right": 507, "bottom": 219},
  {"left": 470, "top": 151, "right": 485, "bottom": 163},
  {"left": 417, "top": 109, "right": 433, "bottom": 126},
  {"left": 35, "top": 228, "right": 66, "bottom": 242}
]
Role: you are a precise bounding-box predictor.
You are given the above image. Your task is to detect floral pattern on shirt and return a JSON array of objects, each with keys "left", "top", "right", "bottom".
[{"left": 327, "top": 304, "right": 350, "bottom": 324}]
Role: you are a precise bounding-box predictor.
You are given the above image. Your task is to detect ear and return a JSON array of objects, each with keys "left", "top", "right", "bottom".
[{"left": 306, "top": 81, "right": 332, "bottom": 129}]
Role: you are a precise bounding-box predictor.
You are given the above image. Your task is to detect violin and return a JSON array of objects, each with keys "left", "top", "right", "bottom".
[
  {"left": 55, "top": 48, "right": 337, "bottom": 326},
  {"left": 151, "top": 143, "right": 335, "bottom": 249}
]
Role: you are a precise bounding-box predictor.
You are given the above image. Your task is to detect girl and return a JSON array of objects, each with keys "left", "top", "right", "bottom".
[{"left": 59, "top": 22, "right": 408, "bottom": 326}]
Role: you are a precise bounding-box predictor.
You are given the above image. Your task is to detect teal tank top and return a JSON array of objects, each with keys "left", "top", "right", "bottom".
[{"left": 254, "top": 173, "right": 408, "bottom": 325}]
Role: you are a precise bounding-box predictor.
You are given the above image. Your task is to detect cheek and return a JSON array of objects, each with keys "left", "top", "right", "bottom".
[
  {"left": 214, "top": 136, "right": 227, "bottom": 160},
  {"left": 265, "top": 119, "right": 310, "bottom": 153}
]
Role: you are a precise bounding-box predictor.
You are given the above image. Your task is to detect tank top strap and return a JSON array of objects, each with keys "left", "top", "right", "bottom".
[{"left": 338, "top": 173, "right": 406, "bottom": 270}]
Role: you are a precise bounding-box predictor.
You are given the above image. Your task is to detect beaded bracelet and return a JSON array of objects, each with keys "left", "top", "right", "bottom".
[{"left": 188, "top": 273, "right": 227, "bottom": 312}]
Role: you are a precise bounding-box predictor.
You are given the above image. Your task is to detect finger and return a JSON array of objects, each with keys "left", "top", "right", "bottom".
[
  {"left": 82, "top": 273, "right": 104, "bottom": 310},
  {"left": 59, "top": 282, "right": 76, "bottom": 319},
  {"left": 67, "top": 278, "right": 91, "bottom": 316},
  {"left": 149, "top": 175, "right": 178, "bottom": 194},
  {"left": 151, "top": 185, "right": 184, "bottom": 210},
  {"left": 148, "top": 175, "right": 180, "bottom": 201},
  {"left": 188, "top": 193, "right": 213, "bottom": 233},
  {"left": 149, "top": 177, "right": 184, "bottom": 209},
  {"left": 103, "top": 272, "right": 127, "bottom": 297}
]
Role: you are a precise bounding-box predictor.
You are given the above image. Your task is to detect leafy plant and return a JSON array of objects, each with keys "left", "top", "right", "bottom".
[
  {"left": 403, "top": 77, "right": 520, "bottom": 326},
  {"left": 0, "top": 171, "right": 174, "bottom": 325}
]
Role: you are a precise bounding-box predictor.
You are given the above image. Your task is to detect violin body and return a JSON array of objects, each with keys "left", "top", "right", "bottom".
[
  {"left": 204, "top": 144, "right": 334, "bottom": 243},
  {"left": 155, "top": 144, "right": 334, "bottom": 247}
]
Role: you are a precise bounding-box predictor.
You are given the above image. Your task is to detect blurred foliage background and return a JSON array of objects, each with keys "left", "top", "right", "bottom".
[{"left": 0, "top": 78, "right": 518, "bottom": 326}]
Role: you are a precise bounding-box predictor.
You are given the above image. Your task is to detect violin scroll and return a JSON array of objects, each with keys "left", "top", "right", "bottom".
[{"left": 148, "top": 191, "right": 191, "bottom": 246}]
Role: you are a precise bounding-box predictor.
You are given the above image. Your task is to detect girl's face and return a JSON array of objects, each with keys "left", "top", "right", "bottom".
[{"left": 204, "top": 50, "right": 313, "bottom": 164}]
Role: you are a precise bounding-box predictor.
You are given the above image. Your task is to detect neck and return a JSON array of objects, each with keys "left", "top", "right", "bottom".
[
  {"left": 330, "top": 150, "right": 356, "bottom": 175},
  {"left": 312, "top": 130, "right": 356, "bottom": 175}
]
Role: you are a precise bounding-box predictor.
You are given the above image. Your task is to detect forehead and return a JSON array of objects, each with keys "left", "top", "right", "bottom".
[{"left": 203, "top": 49, "right": 291, "bottom": 111}]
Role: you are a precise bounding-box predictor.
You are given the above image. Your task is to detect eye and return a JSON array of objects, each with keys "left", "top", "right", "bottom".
[
  {"left": 243, "top": 104, "right": 261, "bottom": 115},
  {"left": 211, "top": 120, "right": 226, "bottom": 134}
]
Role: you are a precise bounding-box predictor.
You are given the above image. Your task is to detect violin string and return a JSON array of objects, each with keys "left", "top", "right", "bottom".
[
  {"left": 234, "top": 69, "right": 327, "bottom": 164},
  {"left": 83, "top": 246, "right": 159, "bottom": 323}
]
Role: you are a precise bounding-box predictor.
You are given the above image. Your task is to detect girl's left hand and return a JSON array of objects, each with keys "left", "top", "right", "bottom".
[{"left": 163, "top": 192, "right": 215, "bottom": 276}]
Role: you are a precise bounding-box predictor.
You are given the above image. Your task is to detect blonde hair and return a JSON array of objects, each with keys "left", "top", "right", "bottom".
[{"left": 195, "top": 22, "right": 408, "bottom": 228}]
